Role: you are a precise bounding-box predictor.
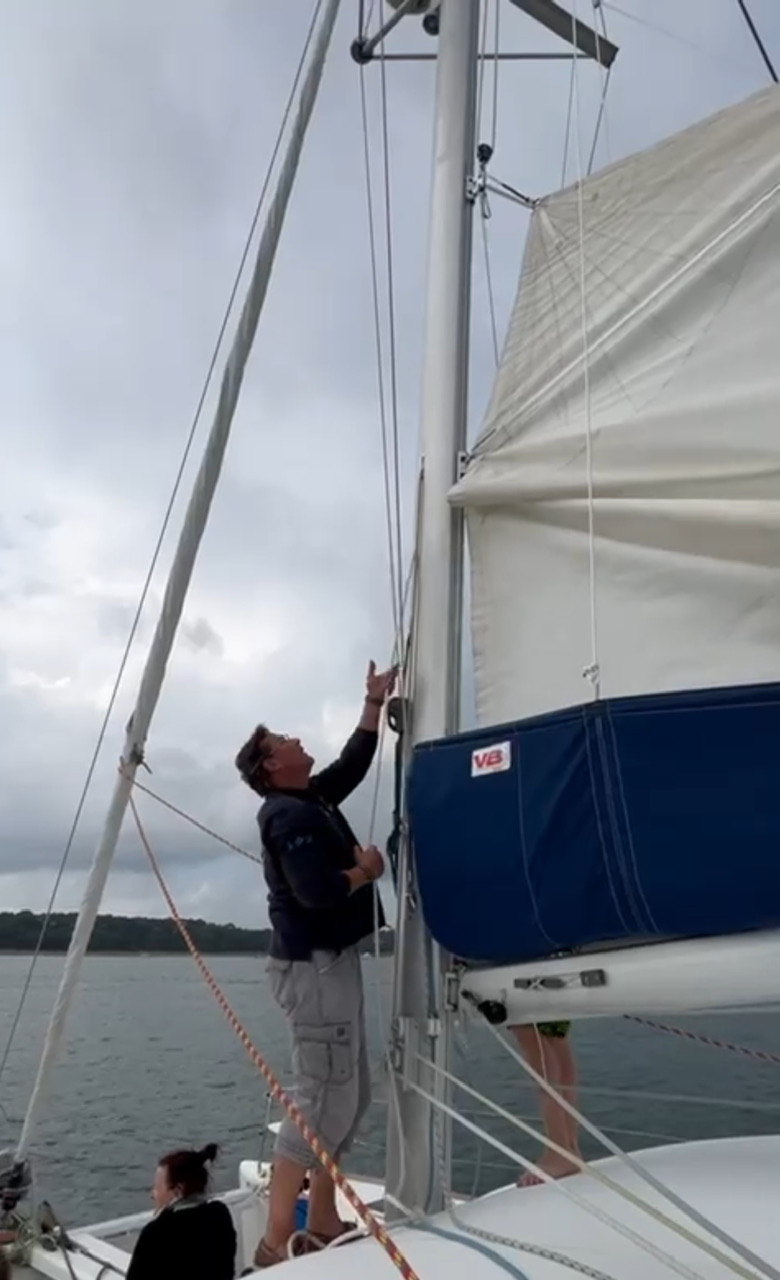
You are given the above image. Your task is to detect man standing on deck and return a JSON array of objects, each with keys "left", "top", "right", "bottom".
[{"left": 234, "top": 661, "right": 396, "bottom": 1269}]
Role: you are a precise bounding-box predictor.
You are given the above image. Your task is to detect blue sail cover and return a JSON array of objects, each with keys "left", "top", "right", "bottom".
[{"left": 407, "top": 682, "right": 780, "bottom": 966}]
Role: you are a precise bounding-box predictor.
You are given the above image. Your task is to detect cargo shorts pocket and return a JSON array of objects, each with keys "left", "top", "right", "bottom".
[{"left": 294, "top": 1021, "right": 354, "bottom": 1085}]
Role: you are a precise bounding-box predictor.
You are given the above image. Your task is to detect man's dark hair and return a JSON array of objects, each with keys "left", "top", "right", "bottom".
[{"left": 235, "top": 725, "right": 273, "bottom": 797}]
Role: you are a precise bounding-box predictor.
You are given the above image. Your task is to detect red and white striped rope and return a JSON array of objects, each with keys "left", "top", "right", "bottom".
[
  {"left": 129, "top": 793, "right": 420, "bottom": 1280},
  {"left": 624, "top": 1014, "right": 780, "bottom": 1065}
]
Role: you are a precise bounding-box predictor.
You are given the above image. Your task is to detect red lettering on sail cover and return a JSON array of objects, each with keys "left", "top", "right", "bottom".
[{"left": 471, "top": 741, "right": 511, "bottom": 778}]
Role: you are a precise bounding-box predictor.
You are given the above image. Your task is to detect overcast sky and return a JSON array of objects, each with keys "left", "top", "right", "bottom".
[{"left": 0, "top": 0, "right": 777, "bottom": 928}]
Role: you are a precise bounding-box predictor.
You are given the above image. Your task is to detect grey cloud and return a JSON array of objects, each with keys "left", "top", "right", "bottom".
[
  {"left": 97, "top": 599, "right": 147, "bottom": 642},
  {"left": 181, "top": 616, "right": 224, "bottom": 657},
  {"left": 23, "top": 509, "right": 59, "bottom": 532}
]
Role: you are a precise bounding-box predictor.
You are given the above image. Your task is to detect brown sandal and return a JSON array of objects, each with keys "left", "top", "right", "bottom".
[
  {"left": 250, "top": 1238, "right": 286, "bottom": 1269},
  {"left": 249, "top": 1232, "right": 325, "bottom": 1270}
]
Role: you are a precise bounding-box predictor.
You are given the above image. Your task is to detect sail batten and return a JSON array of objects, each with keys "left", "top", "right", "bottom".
[{"left": 452, "top": 84, "right": 780, "bottom": 726}]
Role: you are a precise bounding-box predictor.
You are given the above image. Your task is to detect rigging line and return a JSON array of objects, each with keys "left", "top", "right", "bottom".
[
  {"left": 476, "top": 0, "right": 501, "bottom": 149},
  {"left": 468, "top": 1006, "right": 780, "bottom": 1280},
  {"left": 378, "top": 43, "right": 407, "bottom": 652},
  {"left": 358, "top": 64, "right": 403, "bottom": 649},
  {"left": 125, "top": 773, "right": 263, "bottom": 864},
  {"left": 560, "top": 50, "right": 577, "bottom": 187},
  {"left": 128, "top": 573, "right": 414, "bottom": 876},
  {"left": 414, "top": 1222, "right": 533, "bottom": 1280},
  {"left": 542, "top": 1082, "right": 780, "bottom": 1113},
  {"left": 601, "top": 1, "right": 757, "bottom": 75},
  {"left": 480, "top": 217, "right": 501, "bottom": 367},
  {"left": 586, "top": 2, "right": 613, "bottom": 175},
  {"left": 402, "top": 1075, "right": 714, "bottom": 1280},
  {"left": 432, "top": 1081, "right": 627, "bottom": 1280},
  {"left": 476, "top": 0, "right": 492, "bottom": 143},
  {"left": 623, "top": 1013, "right": 780, "bottom": 1065},
  {"left": 450, "top": 1032, "right": 486, "bottom": 1199},
  {"left": 426, "top": 1217, "right": 623, "bottom": 1280},
  {"left": 131, "top": 797, "right": 422, "bottom": 1280},
  {"left": 367, "top": 551, "right": 416, "bottom": 838},
  {"left": 734, "top": 0, "right": 778, "bottom": 83},
  {"left": 410, "top": 1048, "right": 758, "bottom": 1280},
  {"left": 0, "top": 0, "right": 326, "bottom": 1097},
  {"left": 571, "top": 0, "right": 600, "bottom": 698},
  {"left": 490, "top": 0, "right": 501, "bottom": 152}
]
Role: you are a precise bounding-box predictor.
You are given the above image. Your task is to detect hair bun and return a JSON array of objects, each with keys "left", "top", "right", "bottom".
[{"left": 198, "top": 1143, "right": 219, "bottom": 1165}]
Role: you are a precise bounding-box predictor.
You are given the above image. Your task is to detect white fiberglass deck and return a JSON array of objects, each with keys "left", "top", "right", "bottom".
[{"left": 16, "top": 1135, "right": 780, "bottom": 1279}]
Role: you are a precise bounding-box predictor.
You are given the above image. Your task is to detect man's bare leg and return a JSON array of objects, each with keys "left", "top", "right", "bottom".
[
  {"left": 257, "top": 1154, "right": 307, "bottom": 1260},
  {"left": 510, "top": 1024, "right": 582, "bottom": 1187}
]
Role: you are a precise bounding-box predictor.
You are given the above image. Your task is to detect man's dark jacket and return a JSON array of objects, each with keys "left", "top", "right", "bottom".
[{"left": 259, "top": 728, "right": 386, "bottom": 960}]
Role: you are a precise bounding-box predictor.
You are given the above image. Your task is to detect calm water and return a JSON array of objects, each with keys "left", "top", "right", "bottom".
[{"left": 1, "top": 955, "right": 779, "bottom": 1225}]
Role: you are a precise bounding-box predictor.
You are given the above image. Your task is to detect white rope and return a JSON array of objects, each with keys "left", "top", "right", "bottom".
[
  {"left": 476, "top": 0, "right": 501, "bottom": 150},
  {"left": 358, "top": 66, "right": 404, "bottom": 652},
  {"left": 470, "top": 1008, "right": 780, "bottom": 1280},
  {"left": 570, "top": 0, "right": 601, "bottom": 699},
  {"left": 428, "top": 1054, "right": 621, "bottom": 1280},
  {"left": 378, "top": 41, "right": 406, "bottom": 658},
  {"left": 489, "top": 0, "right": 501, "bottom": 154},
  {"left": 403, "top": 1073, "right": 717, "bottom": 1280},
  {"left": 476, "top": 0, "right": 492, "bottom": 143},
  {"left": 357, "top": 5, "right": 425, "bottom": 1107},
  {"left": 415, "top": 1048, "right": 772, "bottom": 1280}
]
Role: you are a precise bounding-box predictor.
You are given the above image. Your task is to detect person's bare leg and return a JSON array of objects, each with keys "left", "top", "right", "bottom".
[
  {"left": 510, "top": 1025, "right": 581, "bottom": 1186},
  {"left": 305, "top": 1166, "right": 345, "bottom": 1239},
  {"left": 551, "top": 1035, "right": 580, "bottom": 1158},
  {"left": 258, "top": 1155, "right": 308, "bottom": 1257}
]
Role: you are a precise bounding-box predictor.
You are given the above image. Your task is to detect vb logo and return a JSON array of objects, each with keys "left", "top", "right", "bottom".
[{"left": 471, "top": 741, "right": 511, "bottom": 777}]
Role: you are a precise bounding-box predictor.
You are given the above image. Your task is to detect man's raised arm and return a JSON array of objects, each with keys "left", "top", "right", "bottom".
[{"left": 315, "top": 662, "right": 397, "bottom": 806}]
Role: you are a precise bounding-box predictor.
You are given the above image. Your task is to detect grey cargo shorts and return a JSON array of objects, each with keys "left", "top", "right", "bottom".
[{"left": 267, "top": 944, "right": 371, "bottom": 1166}]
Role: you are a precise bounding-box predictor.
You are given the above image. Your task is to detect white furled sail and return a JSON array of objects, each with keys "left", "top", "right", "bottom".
[
  {"left": 451, "top": 85, "right": 780, "bottom": 727},
  {"left": 407, "top": 84, "right": 780, "bottom": 974}
]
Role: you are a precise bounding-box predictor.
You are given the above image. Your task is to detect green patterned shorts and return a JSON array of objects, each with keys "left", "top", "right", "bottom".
[{"left": 535, "top": 1021, "right": 571, "bottom": 1038}]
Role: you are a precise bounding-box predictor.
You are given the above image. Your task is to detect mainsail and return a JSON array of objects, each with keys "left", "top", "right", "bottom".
[
  {"left": 453, "top": 83, "right": 780, "bottom": 725},
  {"left": 407, "top": 85, "right": 780, "bottom": 971}
]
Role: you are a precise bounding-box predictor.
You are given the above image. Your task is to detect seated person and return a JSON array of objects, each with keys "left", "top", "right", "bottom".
[{"left": 126, "top": 1143, "right": 236, "bottom": 1279}]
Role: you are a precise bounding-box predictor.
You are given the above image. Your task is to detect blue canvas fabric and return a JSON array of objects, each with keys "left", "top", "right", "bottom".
[{"left": 407, "top": 682, "right": 780, "bottom": 965}]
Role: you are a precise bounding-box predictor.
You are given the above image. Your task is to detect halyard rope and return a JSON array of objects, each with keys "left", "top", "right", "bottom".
[{"left": 128, "top": 792, "right": 421, "bottom": 1280}]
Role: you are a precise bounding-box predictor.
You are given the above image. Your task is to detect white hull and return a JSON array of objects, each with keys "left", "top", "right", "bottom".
[
  {"left": 461, "top": 930, "right": 780, "bottom": 1024},
  {"left": 16, "top": 1135, "right": 780, "bottom": 1278}
]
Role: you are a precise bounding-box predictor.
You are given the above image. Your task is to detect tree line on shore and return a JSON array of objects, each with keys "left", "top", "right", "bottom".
[{"left": 0, "top": 911, "right": 396, "bottom": 955}]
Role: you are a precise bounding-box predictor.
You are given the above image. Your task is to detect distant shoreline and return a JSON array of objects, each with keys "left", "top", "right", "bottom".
[
  {"left": 0, "top": 949, "right": 269, "bottom": 958},
  {"left": 0, "top": 911, "right": 396, "bottom": 957}
]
